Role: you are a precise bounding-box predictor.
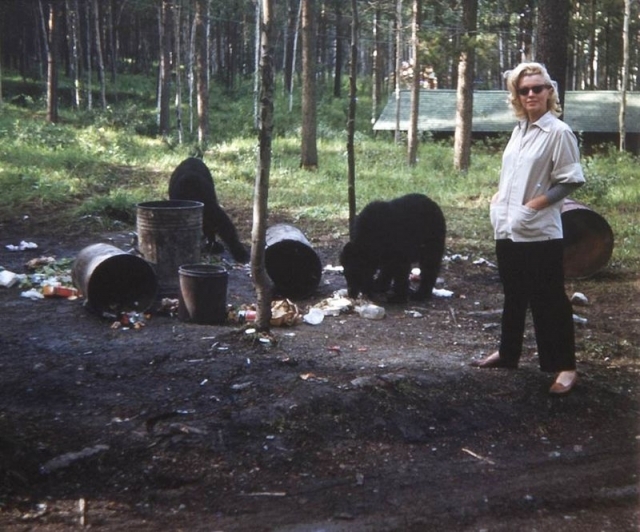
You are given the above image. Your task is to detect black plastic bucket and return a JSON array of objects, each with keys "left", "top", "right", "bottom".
[
  {"left": 265, "top": 224, "right": 322, "bottom": 299},
  {"left": 136, "top": 200, "right": 204, "bottom": 297},
  {"left": 178, "top": 264, "right": 229, "bottom": 324},
  {"left": 72, "top": 243, "right": 158, "bottom": 314},
  {"left": 561, "top": 199, "right": 614, "bottom": 279}
]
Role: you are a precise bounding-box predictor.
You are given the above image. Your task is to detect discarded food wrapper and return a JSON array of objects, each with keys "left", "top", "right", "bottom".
[
  {"left": 21, "top": 289, "right": 45, "bottom": 300},
  {"left": 573, "top": 313, "right": 588, "bottom": 325},
  {"left": 313, "top": 294, "right": 353, "bottom": 317},
  {"left": 473, "top": 257, "right": 497, "bottom": 269},
  {"left": 270, "top": 299, "right": 301, "bottom": 327},
  {"left": 355, "top": 303, "right": 385, "bottom": 320},
  {"left": 570, "top": 292, "right": 589, "bottom": 306},
  {"left": 323, "top": 264, "right": 344, "bottom": 273},
  {"left": 6, "top": 241, "right": 38, "bottom": 251},
  {"left": 0, "top": 270, "right": 20, "bottom": 288},
  {"left": 302, "top": 307, "right": 324, "bottom": 325},
  {"left": 432, "top": 288, "right": 454, "bottom": 298},
  {"left": 42, "top": 285, "right": 79, "bottom": 298},
  {"left": 25, "top": 256, "right": 56, "bottom": 270}
]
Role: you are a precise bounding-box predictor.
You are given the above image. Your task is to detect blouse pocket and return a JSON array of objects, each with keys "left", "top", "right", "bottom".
[{"left": 510, "top": 205, "right": 546, "bottom": 239}]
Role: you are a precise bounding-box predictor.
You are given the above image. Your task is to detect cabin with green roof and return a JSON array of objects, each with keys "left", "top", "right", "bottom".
[{"left": 373, "top": 90, "right": 640, "bottom": 152}]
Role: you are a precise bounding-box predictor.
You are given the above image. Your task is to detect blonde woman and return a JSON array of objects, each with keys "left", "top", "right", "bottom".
[{"left": 471, "top": 62, "right": 585, "bottom": 396}]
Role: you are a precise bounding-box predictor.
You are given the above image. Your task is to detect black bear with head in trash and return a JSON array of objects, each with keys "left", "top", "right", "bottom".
[
  {"left": 169, "top": 157, "right": 249, "bottom": 263},
  {"left": 340, "top": 193, "right": 446, "bottom": 303}
]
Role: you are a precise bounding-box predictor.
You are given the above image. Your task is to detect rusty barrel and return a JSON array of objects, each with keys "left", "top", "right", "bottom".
[
  {"left": 136, "top": 200, "right": 204, "bottom": 297},
  {"left": 72, "top": 243, "right": 158, "bottom": 315},
  {"left": 561, "top": 199, "right": 614, "bottom": 279},
  {"left": 265, "top": 224, "right": 322, "bottom": 299},
  {"left": 178, "top": 264, "right": 229, "bottom": 325}
]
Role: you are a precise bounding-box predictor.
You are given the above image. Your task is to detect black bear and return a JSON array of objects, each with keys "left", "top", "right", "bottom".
[
  {"left": 340, "top": 193, "right": 446, "bottom": 303},
  {"left": 168, "top": 157, "right": 249, "bottom": 263}
]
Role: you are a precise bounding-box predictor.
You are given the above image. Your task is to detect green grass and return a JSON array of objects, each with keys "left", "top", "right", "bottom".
[{"left": 1, "top": 72, "right": 638, "bottom": 272}]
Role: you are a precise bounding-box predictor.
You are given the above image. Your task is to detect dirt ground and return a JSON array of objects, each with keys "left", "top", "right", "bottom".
[{"left": 0, "top": 216, "right": 638, "bottom": 532}]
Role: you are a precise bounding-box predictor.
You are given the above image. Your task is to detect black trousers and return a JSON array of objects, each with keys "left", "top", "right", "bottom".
[{"left": 496, "top": 238, "right": 576, "bottom": 372}]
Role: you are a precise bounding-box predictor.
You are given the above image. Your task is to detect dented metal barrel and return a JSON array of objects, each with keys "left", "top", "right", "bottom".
[
  {"left": 265, "top": 223, "right": 322, "bottom": 299},
  {"left": 561, "top": 199, "right": 614, "bottom": 279},
  {"left": 136, "top": 200, "right": 204, "bottom": 297},
  {"left": 72, "top": 243, "right": 158, "bottom": 314}
]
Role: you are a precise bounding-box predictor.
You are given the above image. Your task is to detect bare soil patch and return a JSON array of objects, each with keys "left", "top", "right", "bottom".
[{"left": 0, "top": 218, "right": 638, "bottom": 531}]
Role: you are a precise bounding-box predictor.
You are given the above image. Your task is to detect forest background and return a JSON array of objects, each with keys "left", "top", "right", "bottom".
[{"left": 0, "top": 0, "right": 639, "bottom": 277}]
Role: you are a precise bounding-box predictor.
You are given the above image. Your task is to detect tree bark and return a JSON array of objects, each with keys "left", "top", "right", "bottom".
[
  {"left": 407, "top": 0, "right": 420, "bottom": 166},
  {"left": 92, "top": 0, "right": 107, "bottom": 109},
  {"left": 536, "top": 0, "right": 570, "bottom": 110},
  {"left": 619, "top": 0, "right": 630, "bottom": 152},
  {"left": 252, "top": 0, "right": 276, "bottom": 332},
  {"left": 44, "top": 0, "right": 60, "bottom": 123},
  {"left": 453, "top": 0, "right": 477, "bottom": 172},
  {"left": 347, "top": 0, "right": 358, "bottom": 236},
  {"left": 158, "top": 0, "right": 172, "bottom": 137},
  {"left": 333, "top": 3, "right": 343, "bottom": 98},
  {"left": 300, "top": 0, "right": 318, "bottom": 169},
  {"left": 195, "top": 0, "right": 209, "bottom": 148},
  {"left": 393, "top": 0, "right": 402, "bottom": 144}
]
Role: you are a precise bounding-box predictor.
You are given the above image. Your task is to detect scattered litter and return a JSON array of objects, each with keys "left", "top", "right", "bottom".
[
  {"left": 355, "top": 303, "right": 385, "bottom": 320},
  {"left": 42, "top": 285, "right": 78, "bottom": 299},
  {"left": 303, "top": 307, "right": 324, "bottom": 325},
  {"left": 410, "top": 267, "right": 421, "bottom": 281},
  {"left": 323, "top": 264, "right": 344, "bottom": 273},
  {"left": 473, "top": 257, "right": 497, "bottom": 268},
  {"left": 21, "top": 289, "right": 44, "bottom": 300},
  {"left": 231, "top": 382, "right": 253, "bottom": 391},
  {"left": 25, "top": 256, "right": 56, "bottom": 270},
  {"left": 270, "top": 299, "right": 301, "bottom": 326},
  {"left": 0, "top": 269, "right": 20, "bottom": 288},
  {"left": 432, "top": 288, "right": 454, "bottom": 298},
  {"left": 573, "top": 313, "right": 588, "bottom": 325},
  {"left": 313, "top": 293, "right": 353, "bottom": 316},
  {"left": 570, "top": 292, "right": 589, "bottom": 306},
  {"left": 40, "top": 444, "right": 109, "bottom": 474},
  {"left": 6, "top": 241, "right": 38, "bottom": 251},
  {"left": 109, "top": 311, "right": 149, "bottom": 330},
  {"left": 404, "top": 310, "right": 423, "bottom": 318},
  {"left": 447, "top": 254, "right": 469, "bottom": 262},
  {"left": 299, "top": 372, "right": 328, "bottom": 383}
]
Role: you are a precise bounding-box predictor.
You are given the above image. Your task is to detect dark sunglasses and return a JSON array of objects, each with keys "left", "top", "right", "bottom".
[{"left": 517, "top": 84, "right": 551, "bottom": 96}]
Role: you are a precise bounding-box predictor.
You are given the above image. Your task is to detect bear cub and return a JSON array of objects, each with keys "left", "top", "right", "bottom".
[
  {"left": 169, "top": 157, "right": 249, "bottom": 263},
  {"left": 340, "top": 193, "right": 446, "bottom": 303}
]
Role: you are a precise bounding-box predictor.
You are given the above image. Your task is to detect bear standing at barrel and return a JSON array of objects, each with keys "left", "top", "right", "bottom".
[
  {"left": 169, "top": 157, "right": 249, "bottom": 263},
  {"left": 340, "top": 193, "right": 446, "bottom": 303}
]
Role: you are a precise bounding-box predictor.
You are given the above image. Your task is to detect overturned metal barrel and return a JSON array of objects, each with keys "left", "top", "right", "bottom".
[
  {"left": 265, "top": 224, "right": 322, "bottom": 299},
  {"left": 561, "top": 199, "right": 614, "bottom": 279},
  {"left": 136, "top": 200, "right": 204, "bottom": 297},
  {"left": 72, "top": 243, "right": 158, "bottom": 314}
]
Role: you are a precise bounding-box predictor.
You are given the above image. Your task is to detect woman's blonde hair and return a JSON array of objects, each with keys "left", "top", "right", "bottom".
[{"left": 505, "top": 62, "right": 562, "bottom": 119}]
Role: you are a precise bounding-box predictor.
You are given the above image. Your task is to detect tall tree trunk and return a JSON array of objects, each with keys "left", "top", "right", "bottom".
[
  {"left": 283, "top": 0, "right": 297, "bottom": 97},
  {"left": 65, "top": 0, "right": 81, "bottom": 108},
  {"left": 536, "top": 0, "right": 570, "bottom": 110},
  {"left": 92, "top": 0, "right": 106, "bottom": 109},
  {"left": 407, "top": 0, "right": 420, "bottom": 166},
  {"left": 85, "top": 0, "right": 93, "bottom": 109},
  {"left": 252, "top": 0, "right": 276, "bottom": 332},
  {"left": 174, "top": 0, "right": 183, "bottom": 144},
  {"left": 371, "top": 3, "right": 382, "bottom": 126},
  {"left": 333, "top": 3, "right": 343, "bottom": 98},
  {"left": 346, "top": 0, "right": 358, "bottom": 237},
  {"left": 195, "top": 0, "right": 209, "bottom": 148},
  {"left": 44, "top": 0, "right": 60, "bottom": 123},
  {"left": 288, "top": 0, "right": 302, "bottom": 111},
  {"left": 253, "top": 0, "right": 261, "bottom": 129},
  {"left": 453, "top": 0, "right": 477, "bottom": 172},
  {"left": 619, "top": 0, "right": 630, "bottom": 152},
  {"left": 393, "top": 0, "right": 402, "bottom": 144},
  {"left": 300, "top": 0, "right": 318, "bottom": 169},
  {"left": 158, "top": 0, "right": 172, "bottom": 137}
]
